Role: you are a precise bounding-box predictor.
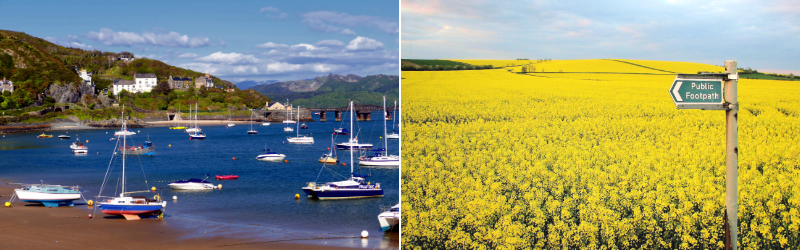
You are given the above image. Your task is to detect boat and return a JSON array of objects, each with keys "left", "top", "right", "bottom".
[
  {"left": 120, "top": 140, "right": 155, "bottom": 156},
  {"left": 300, "top": 123, "right": 308, "bottom": 129},
  {"left": 189, "top": 132, "right": 206, "bottom": 140},
  {"left": 302, "top": 101, "right": 383, "bottom": 200},
  {"left": 215, "top": 175, "right": 239, "bottom": 180},
  {"left": 282, "top": 99, "right": 297, "bottom": 124},
  {"left": 247, "top": 111, "right": 258, "bottom": 134},
  {"left": 378, "top": 204, "right": 401, "bottom": 231},
  {"left": 336, "top": 137, "right": 372, "bottom": 150},
  {"left": 58, "top": 135, "right": 70, "bottom": 139},
  {"left": 11, "top": 183, "right": 82, "bottom": 208},
  {"left": 334, "top": 128, "right": 350, "bottom": 135},
  {"left": 284, "top": 125, "right": 294, "bottom": 132},
  {"left": 319, "top": 135, "right": 338, "bottom": 164},
  {"left": 227, "top": 108, "right": 236, "bottom": 127},
  {"left": 185, "top": 104, "right": 202, "bottom": 133},
  {"left": 168, "top": 177, "right": 215, "bottom": 190},
  {"left": 170, "top": 105, "right": 188, "bottom": 129},
  {"left": 287, "top": 106, "right": 313, "bottom": 144},
  {"left": 359, "top": 96, "right": 400, "bottom": 167},
  {"left": 37, "top": 133, "right": 53, "bottom": 138},
  {"left": 98, "top": 105, "right": 166, "bottom": 220},
  {"left": 262, "top": 121, "right": 271, "bottom": 126},
  {"left": 188, "top": 104, "right": 205, "bottom": 139},
  {"left": 256, "top": 148, "right": 286, "bottom": 162},
  {"left": 70, "top": 139, "right": 89, "bottom": 154},
  {"left": 386, "top": 100, "right": 400, "bottom": 139}
]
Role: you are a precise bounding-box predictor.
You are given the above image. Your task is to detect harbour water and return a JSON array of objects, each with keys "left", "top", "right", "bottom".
[{"left": 0, "top": 111, "right": 399, "bottom": 249}]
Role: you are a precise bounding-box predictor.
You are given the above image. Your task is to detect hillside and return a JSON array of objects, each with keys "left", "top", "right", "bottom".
[{"left": 248, "top": 73, "right": 398, "bottom": 107}]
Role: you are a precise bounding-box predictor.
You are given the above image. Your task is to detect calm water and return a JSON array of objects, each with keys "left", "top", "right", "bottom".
[{"left": 0, "top": 111, "right": 399, "bottom": 249}]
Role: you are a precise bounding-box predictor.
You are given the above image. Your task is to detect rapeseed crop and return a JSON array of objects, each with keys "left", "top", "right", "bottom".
[{"left": 401, "top": 60, "right": 800, "bottom": 249}]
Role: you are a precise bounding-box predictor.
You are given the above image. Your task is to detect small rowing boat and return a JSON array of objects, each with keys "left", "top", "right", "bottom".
[{"left": 215, "top": 175, "right": 239, "bottom": 180}]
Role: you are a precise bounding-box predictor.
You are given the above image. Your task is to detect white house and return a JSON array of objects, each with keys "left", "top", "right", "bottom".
[
  {"left": 78, "top": 69, "right": 92, "bottom": 85},
  {"left": 112, "top": 80, "right": 135, "bottom": 94},
  {"left": 133, "top": 73, "right": 157, "bottom": 93},
  {"left": 0, "top": 77, "right": 13, "bottom": 93}
]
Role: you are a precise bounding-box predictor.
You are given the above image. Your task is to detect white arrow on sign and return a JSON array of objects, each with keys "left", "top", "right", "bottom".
[{"left": 672, "top": 81, "right": 683, "bottom": 101}]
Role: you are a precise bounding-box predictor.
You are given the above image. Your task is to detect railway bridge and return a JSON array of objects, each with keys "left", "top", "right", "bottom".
[{"left": 308, "top": 104, "right": 398, "bottom": 121}]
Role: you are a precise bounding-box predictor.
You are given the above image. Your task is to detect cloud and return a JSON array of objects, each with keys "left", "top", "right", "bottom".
[
  {"left": 45, "top": 35, "right": 93, "bottom": 49},
  {"left": 195, "top": 52, "right": 260, "bottom": 65},
  {"left": 315, "top": 40, "right": 345, "bottom": 47},
  {"left": 260, "top": 6, "right": 289, "bottom": 19},
  {"left": 254, "top": 42, "right": 289, "bottom": 49},
  {"left": 340, "top": 28, "right": 357, "bottom": 35},
  {"left": 82, "top": 28, "right": 210, "bottom": 48},
  {"left": 346, "top": 36, "right": 384, "bottom": 51},
  {"left": 301, "top": 11, "right": 398, "bottom": 33},
  {"left": 177, "top": 53, "right": 199, "bottom": 58}
]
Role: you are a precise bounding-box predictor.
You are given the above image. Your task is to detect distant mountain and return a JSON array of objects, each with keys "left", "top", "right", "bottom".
[
  {"left": 248, "top": 73, "right": 398, "bottom": 107},
  {"left": 235, "top": 80, "right": 280, "bottom": 90}
]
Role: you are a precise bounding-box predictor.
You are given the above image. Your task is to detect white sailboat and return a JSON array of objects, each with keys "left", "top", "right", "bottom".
[
  {"left": 189, "top": 103, "right": 206, "bottom": 139},
  {"left": 287, "top": 106, "right": 313, "bottom": 144},
  {"left": 227, "top": 109, "right": 235, "bottom": 127},
  {"left": 185, "top": 104, "right": 202, "bottom": 133},
  {"left": 386, "top": 100, "right": 400, "bottom": 139},
  {"left": 359, "top": 96, "right": 400, "bottom": 167},
  {"left": 282, "top": 99, "right": 296, "bottom": 124},
  {"left": 247, "top": 110, "right": 258, "bottom": 134},
  {"left": 98, "top": 105, "right": 167, "bottom": 220}
]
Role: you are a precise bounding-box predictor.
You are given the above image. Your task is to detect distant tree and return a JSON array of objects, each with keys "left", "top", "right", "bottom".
[
  {"left": 94, "top": 78, "right": 113, "bottom": 94},
  {"left": 152, "top": 81, "right": 172, "bottom": 96}
]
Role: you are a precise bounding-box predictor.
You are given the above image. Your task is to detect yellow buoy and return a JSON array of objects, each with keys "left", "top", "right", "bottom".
[
  {"left": 4, "top": 202, "right": 10, "bottom": 207},
  {"left": 295, "top": 194, "right": 300, "bottom": 199},
  {"left": 169, "top": 144, "right": 171, "bottom": 147},
  {"left": 86, "top": 140, "right": 89, "bottom": 143},
  {"left": 87, "top": 200, "right": 93, "bottom": 206},
  {"left": 217, "top": 184, "right": 222, "bottom": 189},
  {"left": 151, "top": 186, "right": 157, "bottom": 192}
]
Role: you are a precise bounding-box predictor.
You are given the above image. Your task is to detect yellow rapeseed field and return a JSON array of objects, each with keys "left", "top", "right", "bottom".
[
  {"left": 401, "top": 60, "right": 800, "bottom": 249},
  {"left": 451, "top": 60, "right": 535, "bottom": 68}
]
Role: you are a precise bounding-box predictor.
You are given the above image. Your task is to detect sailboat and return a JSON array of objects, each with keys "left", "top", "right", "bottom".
[
  {"left": 227, "top": 108, "right": 235, "bottom": 127},
  {"left": 185, "top": 104, "right": 201, "bottom": 133},
  {"left": 358, "top": 96, "right": 400, "bottom": 167},
  {"left": 189, "top": 103, "right": 206, "bottom": 139},
  {"left": 282, "top": 99, "right": 296, "bottom": 124},
  {"left": 335, "top": 104, "right": 372, "bottom": 150},
  {"left": 386, "top": 100, "right": 399, "bottom": 139},
  {"left": 98, "top": 105, "right": 166, "bottom": 220},
  {"left": 302, "top": 101, "right": 383, "bottom": 200},
  {"left": 247, "top": 110, "right": 258, "bottom": 134},
  {"left": 287, "top": 106, "right": 313, "bottom": 144},
  {"left": 170, "top": 105, "right": 188, "bottom": 129},
  {"left": 319, "top": 134, "right": 338, "bottom": 164}
]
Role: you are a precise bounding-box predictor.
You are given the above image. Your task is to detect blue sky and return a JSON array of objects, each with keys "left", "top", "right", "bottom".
[
  {"left": 402, "top": 0, "right": 800, "bottom": 75},
  {"left": 0, "top": 0, "right": 399, "bottom": 82}
]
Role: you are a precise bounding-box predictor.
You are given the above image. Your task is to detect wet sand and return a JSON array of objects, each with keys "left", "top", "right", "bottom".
[{"left": 0, "top": 182, "right": 367, "bottom": 249}]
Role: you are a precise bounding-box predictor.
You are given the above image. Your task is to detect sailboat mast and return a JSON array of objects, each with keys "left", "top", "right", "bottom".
[
  {"left": 296, "top": 106, "right": 300, "bottom": 135},
  {"left": 121, "top": 104, "right": 126, "bottom": 197},
  {"left": 349, "top": 101, "right": 354, "bottom": 175},
  {"left": 383, "top": 96, "right": 388, "bottom": 151}
]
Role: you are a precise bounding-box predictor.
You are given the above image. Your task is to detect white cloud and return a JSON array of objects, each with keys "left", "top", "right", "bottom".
[
  {"left": 254, "top": 42, "right": 289, "bottom": 49},
  {"left": 301, "top": 11, "right": 398, "bottom": 33},
  {"left": 45, "top": 35, "right": 93, "bottom": 49},
  {"left": 260, "top": 6, "right": 289, "bottom": 19},
  {"left": 195, "top": 52, "right": 260, "bottom": 65},
  {"left": 340, "top": 28, "right": 357, "bottom": 35},
  {"left": 346, "top": 36, "right": 384, "bottom": 51},
  {"left": 315, "top": 40, "right": 345, "bottom": 47},
  {"left": 83, "top": 28, "right": 210, "bottom": 48},
  {"left": 260, "top": 6, "right": 278, "bottom": 12},
  {"left": 177, "top": 53, "right": 199, "bottom": 58},
  {"left": 291, "top": 44, "right": 318, "bottom": 51}
]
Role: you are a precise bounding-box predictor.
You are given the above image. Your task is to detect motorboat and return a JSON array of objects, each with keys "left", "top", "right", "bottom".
[
  {"left": 284, "top": 126, "right": 294, "bottom": 132},
  {"left": 228, "top": 123, "right": 236, "bottom": 127},
  {"left": 300, "top": 123, "right": 308, "bottom": 129},
  {"left": 168, "top": 177, "right": 215, "bottom": 190},
  {"left": 261, "top": 122, "right": 271, "bottom": 126},
  {"left": 256, "top": 149, "right": 286, "bottom": 162},
  {"left": 189, "top": 132, "right": 206, "bottom": 140},
  {"left": 58, "top": 135, "right": 70, "bottom": 139},
  {"left": 378, "top": 204, "right": 401, "bottom": 232},
  {"left": 37, "top": 133, "right": 53, "bottom": 138},
  {"left": 120, "top": 140, "right": 155, "bottom": 156},
  {"left": 98, "top": 105, "right": 167, "bottom": 220},
  {"left": 70, "top": 140, "right": 88, "bottom": 154},
  {"left": 334, "top": 128, "right": 350, "bottom": 135},
  {"left": 336, "top": 138, "right": 373, "bottom": 150},
  {"left": 215, "top": 175, "right": 239, "bottom": 180},
  {"left": 12, "top": 183, "right": 82, "bottom": 208},
  {"left": 302, "top": 101, "right": 383, "bottom": 200},
  {"left": 287, "top": 106, "right": 313, "bottom": 144}
]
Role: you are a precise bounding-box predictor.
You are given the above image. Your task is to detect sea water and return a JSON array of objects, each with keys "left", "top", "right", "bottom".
[{"left": 0, "top": 111, "right": 399, "bottom": 249}]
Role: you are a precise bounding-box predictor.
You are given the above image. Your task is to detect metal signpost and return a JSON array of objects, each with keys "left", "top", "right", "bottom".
[{"left": 669, "top": 60, "right": 738, "bottom": 250}]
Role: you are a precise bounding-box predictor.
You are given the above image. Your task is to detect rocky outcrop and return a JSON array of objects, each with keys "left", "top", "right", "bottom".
[{"left": 46, "top": 82, "right": 95, "bottom": 105}]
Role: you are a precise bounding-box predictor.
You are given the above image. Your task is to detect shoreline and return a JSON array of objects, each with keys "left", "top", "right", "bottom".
[
  {"left": 0, "top": 120, "right": 283, "bottom": 135},
  {"left": 0, "top": 180, "right": 388, "bottom": 249}
]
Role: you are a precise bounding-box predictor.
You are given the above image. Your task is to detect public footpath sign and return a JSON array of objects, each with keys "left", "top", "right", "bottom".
[{"left": 669, "top": 74, "right": 726, "bottom": 110}]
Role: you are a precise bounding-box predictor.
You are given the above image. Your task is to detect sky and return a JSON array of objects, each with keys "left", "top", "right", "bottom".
[
  {"left": 402, "top": 0, "right": 800, "bottom": 75},
  {"left": 0, "top": 0, "right": 399, "bottom": 82}
]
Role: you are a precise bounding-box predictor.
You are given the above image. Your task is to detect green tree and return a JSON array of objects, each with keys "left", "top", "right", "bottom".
[{"left": 152, "top": 81, "right": 172, "bottom": 96}]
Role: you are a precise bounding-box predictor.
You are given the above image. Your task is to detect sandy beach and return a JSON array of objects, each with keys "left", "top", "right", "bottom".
[{"left": 0, "top": 181, "right": 375, "bottom": 250}]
